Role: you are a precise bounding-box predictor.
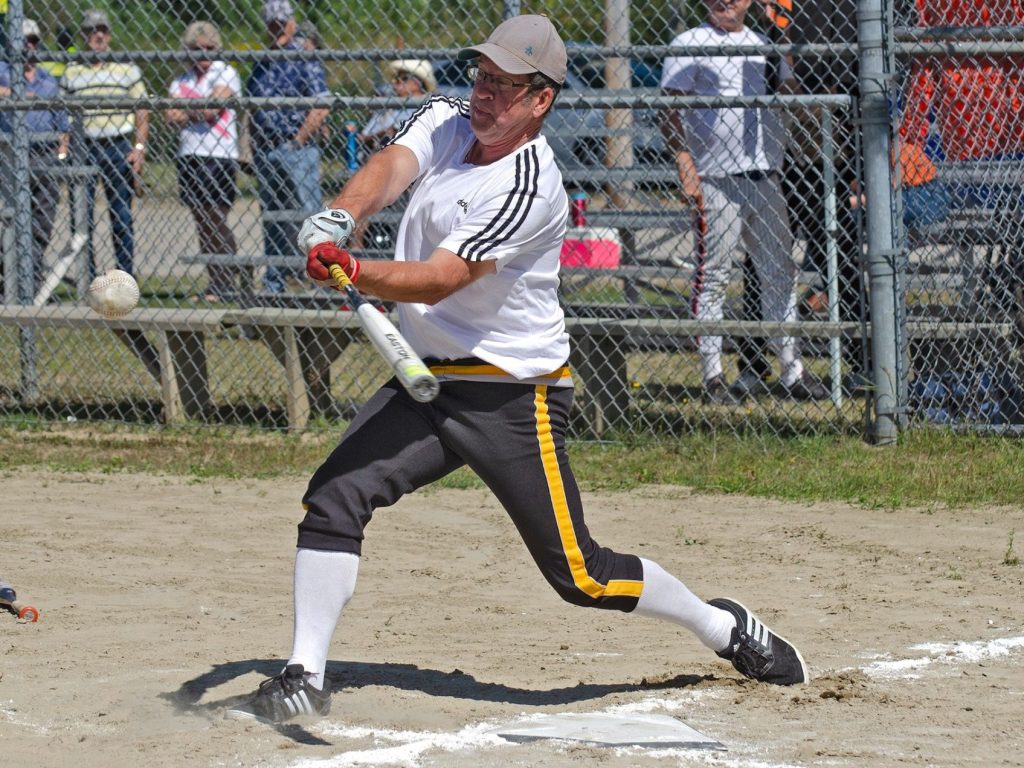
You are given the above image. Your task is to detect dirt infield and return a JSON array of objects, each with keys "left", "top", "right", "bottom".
[{"left": 1, "top": 468, "right": 1022, "bottom": 767}]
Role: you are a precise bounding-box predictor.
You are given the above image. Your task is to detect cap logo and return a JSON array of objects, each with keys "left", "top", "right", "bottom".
[{"left": 524, "top": 46, "right": 534, "bottom": 56}]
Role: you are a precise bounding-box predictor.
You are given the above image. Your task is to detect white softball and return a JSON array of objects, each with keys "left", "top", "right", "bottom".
[{"left": 86, "top": 269, "right": 140, "bottom": 318}]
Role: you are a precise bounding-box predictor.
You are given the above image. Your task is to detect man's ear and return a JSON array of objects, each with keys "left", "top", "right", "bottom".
[{"left": 533, "top": 86, "right": 556, "bottom": 118}]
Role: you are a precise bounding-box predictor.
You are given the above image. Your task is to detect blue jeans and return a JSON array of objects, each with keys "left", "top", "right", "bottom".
[
  {"left": 82, "top": 137, "right": 135, "bottom": 276},
  {"left": 252, "top": 141, "right": 323, "bottom": 294}
]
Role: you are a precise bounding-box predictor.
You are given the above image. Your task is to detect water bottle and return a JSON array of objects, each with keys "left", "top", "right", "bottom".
[
  {"left": 570, "top": 191, "right": 587, "bottom": 227},
  {"left": 344, "top": 121, "right": 359, "bottom": 172}
]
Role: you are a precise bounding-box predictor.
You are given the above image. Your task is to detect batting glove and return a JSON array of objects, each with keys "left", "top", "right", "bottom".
[
  {"left": 297, "top": 208, "right": 356, "bottom": 252},
  {"left": 307, "top": 242, "right": 361, "bottom": 287}
]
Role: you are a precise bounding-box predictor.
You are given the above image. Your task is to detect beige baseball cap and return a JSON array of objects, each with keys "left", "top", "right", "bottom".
[
  {"left": 458, "top": 14, "right": 567, "bottom": 85},
  {"left": 387, "top": 59, "right": 437, "bottom": 93},
  {"left": 23, "top": 18, "right": 41, "bottom": 39}
]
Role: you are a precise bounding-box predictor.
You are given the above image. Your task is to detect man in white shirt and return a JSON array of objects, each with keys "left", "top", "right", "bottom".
[
  {"left": 226, "top": 14, "right": 809, "bottom": 726},
  {"left": 166, "top": 21, "right": 242, "bottom": 302},
  {"left": 661, "top": 0, "right": 827, "bottom": 403}
]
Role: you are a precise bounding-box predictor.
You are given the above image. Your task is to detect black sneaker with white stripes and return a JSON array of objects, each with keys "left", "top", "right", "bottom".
[
  {"left": 709, "top": 598, "right": 809, "bottom": 686},
  {"left": 226, "top": 664, "right": 331, "bottom": 724}
]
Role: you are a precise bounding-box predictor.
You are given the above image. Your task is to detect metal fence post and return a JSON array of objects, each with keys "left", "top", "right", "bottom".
[
  {"left": 857, "top": 0, "right": 901, "bottom": 444},
  {"left": 6, "top": 0, "right": 40, "bottom": 400}
]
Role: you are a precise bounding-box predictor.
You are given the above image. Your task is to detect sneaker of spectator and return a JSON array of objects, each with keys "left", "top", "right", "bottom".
[
  {"left": 703, "top": 375, "right": 742, "bottom": 405},
  {"left": 729, "top": 369, "right": 772, "bottom": 399},
  {"left": 781, "top": 372, "right": 829, "bottom": 401},
  {"left": 842, "top": 371, "right": 872, "bottom": 397}
]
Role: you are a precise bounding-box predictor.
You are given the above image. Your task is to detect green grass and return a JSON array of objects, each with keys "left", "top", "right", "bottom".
[{"left": 3, "top": 422, "right": 1023, "bottom": 510}]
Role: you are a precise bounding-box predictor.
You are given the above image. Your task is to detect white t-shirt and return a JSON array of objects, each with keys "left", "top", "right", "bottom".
[
  {"left": 168, "top": 61, "right": 241, "bottom": 160},
  {"left": 390, "top": 96, "right": 570, "bottom": 380},
  {"left": 661, "top": 24, "right": 790, "bottom": 176}
]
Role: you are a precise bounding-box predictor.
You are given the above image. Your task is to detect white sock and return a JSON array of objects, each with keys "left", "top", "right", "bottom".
[
  {"left": 634, "top": 557, "right": 735, "bottom": 652},
  {"left": 288, "top": 548, "right": 359, "bottom": 690}
]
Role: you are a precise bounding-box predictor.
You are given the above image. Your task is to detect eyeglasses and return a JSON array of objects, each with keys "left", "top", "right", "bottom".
[
  {"left": 84, "top": 26, "right": 110, "bottom": 36},
  {"left": 467, "top": 65, "right": 532, "bottom": 92}
]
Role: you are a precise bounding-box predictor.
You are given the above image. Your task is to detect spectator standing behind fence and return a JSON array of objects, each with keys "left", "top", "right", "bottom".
[
  {"left": 246, "top": 0, "right": 330, "bottom": 298},
  {"left": 295, "top": 21, "right": 332, "bottom": 147},
  {"left": 660, "top": 0, "right": 828, "bottom": 404},
  {"left": 359, "top": 59, "right": 436, "bottom": 151},
  {"left": 732, "top": 0, "right": 798, "bottom": 400},
  {"left": 165, "top": 21, "right": 244, "bottom": 304},
  {"left": 733, "top": 0, "right": 871, "bottom": 399},
  {"left": 0, "top": 18, "right": 71, "bottom": 293},
  {"left": 60, "top": 9, "right": 148, "bottom": 278}
]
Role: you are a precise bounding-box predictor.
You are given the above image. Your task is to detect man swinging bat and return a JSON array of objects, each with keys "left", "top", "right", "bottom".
[{"left": 228, "top": 14, "right": 809, "bottom": 725}]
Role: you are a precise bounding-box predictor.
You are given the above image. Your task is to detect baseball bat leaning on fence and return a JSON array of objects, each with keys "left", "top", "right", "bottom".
[
  {"left": 0, "top": 582, "right": 39, "bottom": 622},
  {"left": 327, "top": 263, "right": 440, "bottom": 403}
]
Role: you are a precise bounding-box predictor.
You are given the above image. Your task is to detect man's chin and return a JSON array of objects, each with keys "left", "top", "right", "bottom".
[{"left": 469, "top": 111, "right": 494, "bottom": 134}]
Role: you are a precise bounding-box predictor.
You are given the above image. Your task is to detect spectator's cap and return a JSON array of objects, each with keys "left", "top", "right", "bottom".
[
  {"left": 261, "top": 0, "right": 294, "bottom": 24},
  {"left": 295, "top": 20, "right": 322, "bottom": 48},
  {"left": 182, "top": 21, "right": 222, "bottom": 52},
  {"left": 458, "top": 14, "right": 566, "bottom": 85},
  {"left": 23, "top": 18, "right": 41, "bottom": 40},
  {"left": 387, "top": 59, "right": 437, "bottom": 93},
  {"left": 80, "top": 9, "right": 111, "bottom": 32}
]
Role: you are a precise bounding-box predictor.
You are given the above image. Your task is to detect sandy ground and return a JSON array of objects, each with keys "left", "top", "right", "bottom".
[{"left": 1, "top": 468, "right": 1022, "bottom": 768}]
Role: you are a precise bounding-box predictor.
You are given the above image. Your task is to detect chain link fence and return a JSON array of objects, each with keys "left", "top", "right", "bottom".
[{"left": 1, "top": 0, "right": 1022, "bottom": 440}]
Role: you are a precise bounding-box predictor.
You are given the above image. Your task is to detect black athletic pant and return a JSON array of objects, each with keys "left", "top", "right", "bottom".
[{"left": 298, "top": 376, "right": 644, "bottom": 611}]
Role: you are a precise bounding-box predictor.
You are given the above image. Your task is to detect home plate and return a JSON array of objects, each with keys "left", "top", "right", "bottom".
[{"left": 492, "top": 712, "right": 725, "bottom": 750}]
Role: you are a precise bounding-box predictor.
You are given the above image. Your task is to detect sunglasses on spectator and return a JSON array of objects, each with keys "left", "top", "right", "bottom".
[
  {"left": 188, "top": 44, "right": 219, "bottom": 52},
  {"left": 391, "top": 73, "right": 419, "bottom": 84},
  {"left": 84, "top": 26, "right": 110, "bottom": 35},
  {"left": 25, "top": 36, "right": 40, "bottom": 45},
  {"left": 467, "top": 65, "right": 532, "bottom": 92}
]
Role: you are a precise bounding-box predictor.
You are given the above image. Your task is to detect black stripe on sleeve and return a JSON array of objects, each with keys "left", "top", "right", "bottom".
[
  {"left": 389, "top": 95, "right": 468, "bottom": 145},
  {"left": 457, "top": 145, "right": 539, "bottom": 262}
]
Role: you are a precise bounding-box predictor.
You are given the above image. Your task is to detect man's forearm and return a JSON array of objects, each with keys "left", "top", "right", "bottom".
[
  {"left": 295, "top": 107, "right": 329, "bottom": 146},
  {"left": 675, "top": 150, "right": 702, "bottom": 200},
  {"left": 329, "top": 144, "right": 419, "bottom": 222},
  {"left": 134, "top": 109, "right": 149, "bottom": 148}
]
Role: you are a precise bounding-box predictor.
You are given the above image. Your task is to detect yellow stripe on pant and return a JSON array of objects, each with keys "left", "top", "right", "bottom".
[{"left": 533, "top": 385, "right": 643, "bottom": 600}]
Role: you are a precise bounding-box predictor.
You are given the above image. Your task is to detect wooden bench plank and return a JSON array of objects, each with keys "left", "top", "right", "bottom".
[{"left": 0, "top": 305, "right": 227, "bottom": 331}]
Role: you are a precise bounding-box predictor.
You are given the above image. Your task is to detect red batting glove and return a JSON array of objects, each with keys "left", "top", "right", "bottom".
[{"left": 307, "top": 242, "right": 361, "bottom": 287}]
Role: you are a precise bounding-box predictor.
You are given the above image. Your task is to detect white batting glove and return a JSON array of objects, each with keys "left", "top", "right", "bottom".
[{"left": 297, "top": 208, "right": 356, "bottom": 252}]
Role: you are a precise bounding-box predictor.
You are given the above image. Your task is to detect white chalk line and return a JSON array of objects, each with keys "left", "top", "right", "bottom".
[{"left": 860, "top": 634, "right": 1024, "bottom": 679}]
